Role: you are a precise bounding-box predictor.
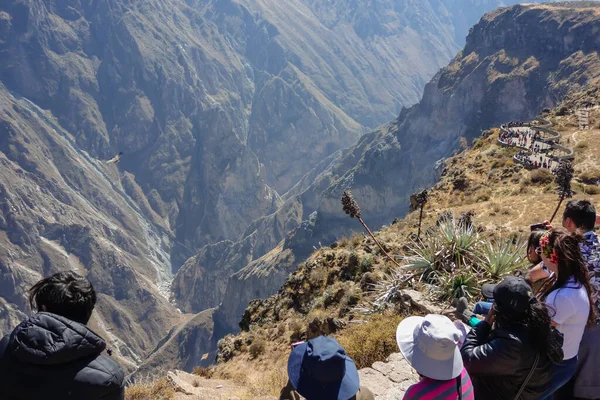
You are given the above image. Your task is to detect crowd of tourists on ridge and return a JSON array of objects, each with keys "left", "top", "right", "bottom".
[
  {"left": 499, "top": 125, "right": 559, "bottom": 171},
  {"left": 0, "top": 201, "right": 599, "bottom": 400}
]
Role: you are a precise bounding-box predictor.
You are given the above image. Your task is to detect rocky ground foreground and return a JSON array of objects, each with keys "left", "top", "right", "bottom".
[
  {"left": 168, "top": 353, "right": 419, "bottom": 400},
  {"left": 167, "top": 289, "right": 448, "bottom": 399}
]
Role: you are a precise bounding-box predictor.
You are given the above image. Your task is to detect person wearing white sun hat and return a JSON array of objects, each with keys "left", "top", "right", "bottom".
[{"left": 396, "top": 314, "right": 474, "bottom": 400}]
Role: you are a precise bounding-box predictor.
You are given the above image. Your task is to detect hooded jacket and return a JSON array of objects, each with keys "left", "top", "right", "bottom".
[
  {"left": 0, "top": 312, "right": 124, "bottom": 400},
  {"left": 461, "top": 321, "right": 557, "bottom": 400}
]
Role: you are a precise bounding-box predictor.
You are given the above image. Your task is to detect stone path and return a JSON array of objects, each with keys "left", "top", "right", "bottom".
[
  {"left": 359, "top": 352, "right": 419, "bottom": 399},
  {"left": 505, "top": 127, "right": 556, "bottom": 170},
  {"left": 498, "top": 118, "right": 574, "bottom": 172}
]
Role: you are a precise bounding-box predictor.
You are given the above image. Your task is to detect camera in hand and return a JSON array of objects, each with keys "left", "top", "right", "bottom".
[{"left": 530, "top": 222, "right": 547, "bottom": 231}]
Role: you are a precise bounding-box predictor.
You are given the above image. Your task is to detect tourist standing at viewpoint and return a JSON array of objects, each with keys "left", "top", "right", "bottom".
[
  {"left": 535, "top": 229, "right": 594, "bottom": 400},
  {"left": 526, "top": 200, "right": 600, "bottom": 399},
  {"left": 561, "top": 201, "right": 600, "bottom": 400}
]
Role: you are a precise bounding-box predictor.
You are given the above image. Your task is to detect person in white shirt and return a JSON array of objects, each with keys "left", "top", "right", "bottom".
[
  {"left": 535, "top": 228, "right": 595, "bottom": 400},
  {"left": 527, "top": 201, "right": 600, "bottom": 399}
]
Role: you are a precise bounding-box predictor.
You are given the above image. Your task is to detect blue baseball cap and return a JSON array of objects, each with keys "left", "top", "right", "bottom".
[{"left": 287, "top": 336, "right": 360, "bottom": 400}]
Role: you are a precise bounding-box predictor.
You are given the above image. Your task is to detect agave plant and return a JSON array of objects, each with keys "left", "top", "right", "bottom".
[
  {"left": 401, "top": 235, "right": 443, "bottom": 283},
  {"left": 369, "top": 268, "right": 412, "bottom": 310},
  {"left": 438, "top": 215, "right": 481, "bottom": 265},
  {"left": 477, "top": 235, "right": 527, "bottom": 280},
  {"left": 437, "top": 272, "right": 479, "bottom": 301}
]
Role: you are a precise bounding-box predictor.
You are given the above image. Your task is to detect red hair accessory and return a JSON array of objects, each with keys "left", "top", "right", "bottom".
[{"left": 540, "top": 233, "right": 559, "bottom": 264}]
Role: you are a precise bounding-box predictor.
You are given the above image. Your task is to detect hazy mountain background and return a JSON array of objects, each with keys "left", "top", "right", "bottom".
[{"left": 0, "top": 0, "right": 579, "bottom": 372}]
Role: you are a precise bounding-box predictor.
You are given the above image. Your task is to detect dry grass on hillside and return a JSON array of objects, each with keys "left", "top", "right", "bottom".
[
  {"left": 125, "top": 378, "right": 175, "bottom": 400},
  {"left": 213, "top": 356, "right": 288, "bottom": 399},
  {"left": 337, "top": 314, "right": 404, "bottom": 369}
]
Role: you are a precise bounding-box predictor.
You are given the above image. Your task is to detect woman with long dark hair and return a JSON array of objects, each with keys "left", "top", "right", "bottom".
[
  {"left": 460, "top": 276, "right": 561, "bottom": 400},
  {"left": 536, "top": 228, "right": 595, "bottom": 400}
]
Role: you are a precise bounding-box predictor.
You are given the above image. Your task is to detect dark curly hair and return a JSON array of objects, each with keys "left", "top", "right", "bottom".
[
  {"left": 29, "top": 271, "right": 96, "bottom": 324},
  {"left": 495, "top": 300, "right": 562, "bottom": 363},
  {"left": 563, "top": 200, "right": 596, "bottom": 232}
]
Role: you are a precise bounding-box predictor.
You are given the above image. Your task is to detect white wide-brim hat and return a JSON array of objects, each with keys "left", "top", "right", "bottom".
[{"left": 396, "top": 314, "right": 463, "bottom": 381}]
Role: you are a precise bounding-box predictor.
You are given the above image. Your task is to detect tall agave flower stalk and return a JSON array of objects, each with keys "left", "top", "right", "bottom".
[
  {"left": 342, "top": 191, "right": 401, "bottom": 267},
  {"left": 549, "top": 161, "right": 575, "bottom": 223},
  {"left": 414, "top": 190, "right": 429, "bottom": 240}
]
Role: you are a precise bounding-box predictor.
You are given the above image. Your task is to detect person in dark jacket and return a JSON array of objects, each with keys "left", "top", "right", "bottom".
[
  {"left": 279, "top": 336, "right": 374, "bottom": 400},
  {"left": 0, "top": 271, "right": 124, "bottom": 400},
  {"left": 460, "top": 276, "right": 562, "bottom": 400}
]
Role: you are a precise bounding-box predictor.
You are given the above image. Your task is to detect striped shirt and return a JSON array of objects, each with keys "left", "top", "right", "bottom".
[{"left": 403, "top": 368, "right": 474, "bottom": 400}]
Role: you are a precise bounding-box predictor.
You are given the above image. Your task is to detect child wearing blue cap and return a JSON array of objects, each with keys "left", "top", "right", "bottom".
[{"left": 279, "top": 336, "right": 374, "bottom": 400}]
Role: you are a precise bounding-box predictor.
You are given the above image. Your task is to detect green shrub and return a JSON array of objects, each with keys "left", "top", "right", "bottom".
[
  {"left": 337, "top": 314, "right": 404, "bottom": 369},
  {"left": 453, "top": 173, "right": 469, "bottom": 191},
  {"left": 350, "top": 234, "right": 363, "bottom": 247},
  {"left": 338, "top": 237, "right": 349, "bottom": 248},
  {"left": 477, "top": 236, "right": 527, "bottom": 280},
  {"left": 579, "top": 169, "right": 600, "bottom": 184},
  {"left": 530, "top": 169, "right": 554, "bottom": 184},
  {"left": 249, "top": 338, "right": 266, "bottom": 359},
  {"left": 438, "top": 273, "right": 479, "bottom": 301},
  {"left": 475, "top": 188, "right": 492, "bottom": 202},
  {"left": 359, "top": 255, "right": 374, "bottom": 273},
  {"left": 277, "top": 323, "right": 286, "bottom": 336},
  {"left": 309, "top": 265, "right": 328, "bottom": 287},
  {"left": 584, "top": 185, "right": 600, "bottom": 195},
  {"left": 288, "top": 320, "right": 304, "bottom": 342}
]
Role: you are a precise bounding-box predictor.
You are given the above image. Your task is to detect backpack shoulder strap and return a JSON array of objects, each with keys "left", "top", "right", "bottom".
[{"left": 514, "top": 353, "right": 540, "bottom": 400}]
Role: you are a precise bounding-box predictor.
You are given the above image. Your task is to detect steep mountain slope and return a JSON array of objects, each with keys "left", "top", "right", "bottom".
[
  {"left": 0, "top": 83, "right": 182, "bottom": 369},
  {"left": 172, "top": 1, "right": 600, "bottom": 351},
  {"left": 208, "top": 88, "right": 600, "bottom": 397},
  {"left": 173, "top": 0, "right": 530, "bottom": 316},
  {"left": 0, "top": 0, "right": 527, "bottom": 374}
]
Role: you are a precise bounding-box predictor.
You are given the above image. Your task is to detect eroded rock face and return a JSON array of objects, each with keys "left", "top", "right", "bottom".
[
  {"left": 135, "top": 309, "right": 220, "bottom": 377},
  {"left": 0, "top": 85, "right": 182, "bottom": 368},
  {"left": 295, "top": 1, "right": 600, "bottom": 250}
]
